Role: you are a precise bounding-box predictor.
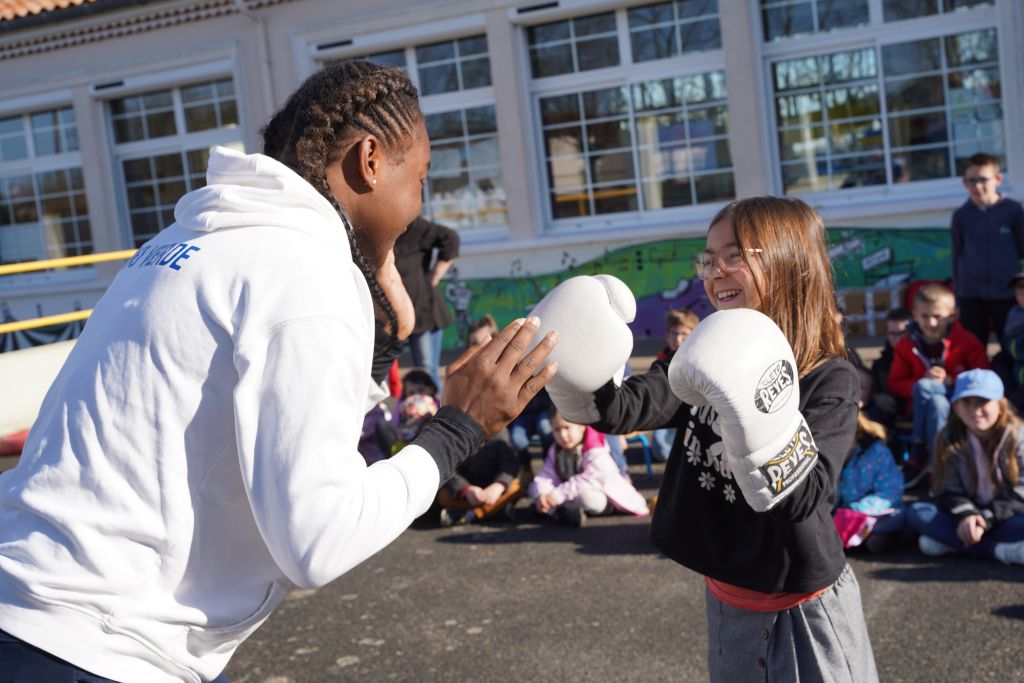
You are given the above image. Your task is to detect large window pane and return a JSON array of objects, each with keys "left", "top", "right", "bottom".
[
  {"left": 883, "top": 0, "right": 992, "bottom": 21},
  {"left": 528, "top": 11, "right": 620, "bottom": 78},
  {"left": 541, "top": 71, "right": 733, "bottom": 221},
  {"left": 0, "top": 167, "right": 92, "bottom": 264},
  {"left": 182, "top": 79, "right": 239, "bottom": 133},
  {"left": 772, "top": 27, "right": 1002, "bottom": 194},
  {"left": 424, "top": 106, "right": 506, "bottom": 230},
  {"left": 762, "top": 0, "right": 868, "bottom": 41},
  {"left": 416, "top": 34, "right": 492, "bottom": 95}
]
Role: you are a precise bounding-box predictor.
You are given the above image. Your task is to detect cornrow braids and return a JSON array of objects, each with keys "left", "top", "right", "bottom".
[{"left": 261, "top": 59, "right": 423, "bottom": 351}]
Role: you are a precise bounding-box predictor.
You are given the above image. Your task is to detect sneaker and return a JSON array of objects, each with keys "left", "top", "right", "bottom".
[
  {"left": 994, "top": 540, "right": 1024, "bottom": 565},
  {"left": 499, "top": 504, "right": 517, "bottom": 522},
  {"left": 439, "top": 509, "right": 468, "bottom": 528},
  {"left": 918, "top": 535, "right": 955, "bottom": 557},
  {"left": 561, "top": 506, "right": 587, "bottom": 528}
]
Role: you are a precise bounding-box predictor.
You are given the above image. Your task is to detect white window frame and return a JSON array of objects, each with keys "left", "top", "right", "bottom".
[
  {"left": 760, "top": 0, "right": 1008, "bottom": 215},
  {"left": 97, "top": 61, "right": 244, "bottom": 249},
  {"left": 0, "top": 97, "right": 93, "bottom": 290},
  {"left": 516, "top": 2, "right": 732, "bottom": 236},
  {"left": 301, "top": 15, "right": 508, "bottom": 242}
]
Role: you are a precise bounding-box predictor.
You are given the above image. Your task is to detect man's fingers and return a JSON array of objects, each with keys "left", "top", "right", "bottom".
[
  {"left": 494, "top": 316, "right": 541, "bottom": 370},
  {"left": 517, "top": 359, "right": 558, "bottom": 406},
  {"left": 510, "top": 330, "right": 558, "bottom": 388},
  {"left": 473, "top": 318, "right": 527, "bottom": 366},
  {"left": 446, "top": 340, "right": 488, "bottom": 379}
]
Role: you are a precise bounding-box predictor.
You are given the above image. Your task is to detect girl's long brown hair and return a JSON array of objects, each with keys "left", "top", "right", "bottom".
[
  {"left": 931, "top": 397, "right": 1021, "bottom": 496},
  {"left": 709, "top": 196, "right": 846, "bottom": 376}
]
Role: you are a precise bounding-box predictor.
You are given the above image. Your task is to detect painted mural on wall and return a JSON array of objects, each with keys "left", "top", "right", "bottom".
[
  {"left": 439, "top": 227, "right": 953, "bottom": 350},
  {"left": 0, "top": 227, "right": 953, "bottom": 353}
]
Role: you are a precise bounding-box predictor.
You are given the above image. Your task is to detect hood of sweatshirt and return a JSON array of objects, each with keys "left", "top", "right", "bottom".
[{"left": 173, "top": 147, "right": 349, "bottom": 251}]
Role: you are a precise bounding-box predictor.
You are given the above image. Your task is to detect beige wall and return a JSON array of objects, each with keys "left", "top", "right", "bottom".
[{"left": 0, "top": 0, "right": 1017, "bottom": 307}]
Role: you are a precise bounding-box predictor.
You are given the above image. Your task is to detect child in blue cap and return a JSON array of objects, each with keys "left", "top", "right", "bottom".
[{"left": 907, "top": 369, "right": 1024, "bottom": 563}]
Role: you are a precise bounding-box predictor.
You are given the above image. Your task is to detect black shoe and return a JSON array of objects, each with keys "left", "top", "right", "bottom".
[
  {"left": 499, "top": 504, "right": 517, "bottom": 522},
  {"left": 560, "top": 506, "right": 587, "bottom": 528}
]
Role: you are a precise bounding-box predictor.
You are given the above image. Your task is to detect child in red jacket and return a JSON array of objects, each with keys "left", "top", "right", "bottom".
[{"left": 889, "top": 283, "right": 990, "bottom": 483}]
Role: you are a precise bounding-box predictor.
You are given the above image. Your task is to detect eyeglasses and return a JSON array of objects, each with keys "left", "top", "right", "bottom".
[
  {"left": 965, "top": 176, "right": 995, "bottom": 185},
  {"left": 692, "top": 247, "right": 762, "bottom": 280}
]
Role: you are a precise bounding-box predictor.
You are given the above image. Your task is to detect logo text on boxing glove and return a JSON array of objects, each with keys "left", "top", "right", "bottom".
[
  {"left": 759, "top": 423, "right": 817, "bottom": 496},
  {"left": 754, "top": 360, "right": 795, "bottom": 414}
]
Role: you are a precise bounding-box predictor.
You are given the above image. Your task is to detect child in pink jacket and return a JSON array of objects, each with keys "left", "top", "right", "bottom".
[{"left": 530, "top": 409, "right": 649, "bottom": 527}]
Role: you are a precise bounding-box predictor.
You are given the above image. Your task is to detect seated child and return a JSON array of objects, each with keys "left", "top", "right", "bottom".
[
  {"left": 390, "top": 393, "right": 438, "bottom": 455},
  {"left": 529, "top": 409, "right": 649, "bottom": 527},
  {"left": 652, "top": 307, "right": 699, "bottom": 461},
  {"left": 997, "top": 271, "right": 1024, "bottom": 410},
  {"left": 888, "top": 283, "right": 989, "bottom": 484},
  {"left": 869, "top": 307, "right": 911, "bottom": 422},
  {"left": 436, "top": 437, "right": 522, "bottom": 526},
  {"left": 466, "top": 314, "right": 498, "bottom": 348},
  {"left": 906, "top": 369, "right": 1024, "bottom": 564},
  {"left": 374, "top": 369, "right": 439, "bottom": 457},
  {"left": 834, "top": 412, "right": 906, "bottom": 552}
]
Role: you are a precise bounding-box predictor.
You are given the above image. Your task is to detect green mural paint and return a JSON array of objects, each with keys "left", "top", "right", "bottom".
[{"left": 438, "top": 227, "right": 951, "bottom": 350}]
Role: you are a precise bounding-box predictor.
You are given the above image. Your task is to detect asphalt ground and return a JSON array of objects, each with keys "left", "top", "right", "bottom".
[{"left": 224, "top": 452, "right": 1024, "bottom": 683}]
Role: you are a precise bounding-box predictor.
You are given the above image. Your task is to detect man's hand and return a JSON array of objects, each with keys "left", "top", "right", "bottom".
[
  {"left": 925, "top": 366, "right": 947, "bottom": 383},
  {"left": 443, "top": 317, "right": 559, "bottom": 437}
]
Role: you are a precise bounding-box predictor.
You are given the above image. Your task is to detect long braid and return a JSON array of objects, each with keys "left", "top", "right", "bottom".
[{"left": 261, "top": 60, "right": 423, "bottom": 351}]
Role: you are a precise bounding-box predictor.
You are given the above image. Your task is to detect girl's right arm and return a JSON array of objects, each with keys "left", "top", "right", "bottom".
[
  {"left": 935, "top": 450, "right": 983, "bottom": 520},
  {"left": 590, "top": 360, "right": 688, "bottom": 435}
]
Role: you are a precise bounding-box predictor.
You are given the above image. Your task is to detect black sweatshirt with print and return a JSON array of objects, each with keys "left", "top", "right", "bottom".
[{"left": 592, "top": 356, "right": 859, "bottom": 594}]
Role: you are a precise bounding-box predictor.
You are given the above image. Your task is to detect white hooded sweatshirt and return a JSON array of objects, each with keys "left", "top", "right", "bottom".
[{"left": 0, "top": 147, "right": 450, "bottom": 682}]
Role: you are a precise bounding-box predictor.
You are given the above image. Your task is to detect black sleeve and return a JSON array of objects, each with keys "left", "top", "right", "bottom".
[
  {"left": 426, "top": 220, "right": 460, "bottom": 261},
  {"left": 768, "top": 360, "right": 860, "bottom": 523},
  {"left": 370, "top": 322, "right": 402, "bottom": 386},
  {"left": 591, "top": 360, "right": 688, "bottom": 434},
  {"left": 412, "top": 407, "right": 486, "bottom": 484}
]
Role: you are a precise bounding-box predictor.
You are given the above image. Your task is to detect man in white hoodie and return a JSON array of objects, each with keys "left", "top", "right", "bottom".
[{"left": 0, "top": 61, "right": 557, "bottom": 683}]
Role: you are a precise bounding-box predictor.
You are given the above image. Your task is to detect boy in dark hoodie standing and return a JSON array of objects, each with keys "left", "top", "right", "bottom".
[{"left": 952, "top": 152, "right": 1024, "bottom": 351}]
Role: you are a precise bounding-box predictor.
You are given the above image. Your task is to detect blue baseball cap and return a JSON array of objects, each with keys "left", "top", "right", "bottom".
[{"left": 951, "top": 369, "right": 1004, "bottom": 404}]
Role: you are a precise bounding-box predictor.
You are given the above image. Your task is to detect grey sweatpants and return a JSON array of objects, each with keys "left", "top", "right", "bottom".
[{"left": 705, "top": 564, "right": 878, "bottom": 683}]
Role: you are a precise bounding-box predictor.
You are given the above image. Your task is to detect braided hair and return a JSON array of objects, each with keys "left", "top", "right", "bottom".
[{"left": 261, "top": 60, "right": 423, "bottom": 350}]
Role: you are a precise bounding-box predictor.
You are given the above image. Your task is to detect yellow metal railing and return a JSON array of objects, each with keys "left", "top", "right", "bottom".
[{"left": 0, "top": 250, "right": 136, "bottom": 335}]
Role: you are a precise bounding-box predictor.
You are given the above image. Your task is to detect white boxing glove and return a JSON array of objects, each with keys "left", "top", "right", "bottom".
[
  {"left": 667, "top": 309, "right": 818, "bottom": 512},
  {"left": 527, "top": 275, "right": 636, "bottom": 424}
]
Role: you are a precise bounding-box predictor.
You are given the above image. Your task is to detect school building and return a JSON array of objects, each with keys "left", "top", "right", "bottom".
[{"left": 0, "top": 0, "right": 1021, "bottom": 349}]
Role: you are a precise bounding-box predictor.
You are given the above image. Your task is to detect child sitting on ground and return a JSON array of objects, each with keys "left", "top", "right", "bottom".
[
  {"left": 466, "top": 314, "right": 498, "bottom": 347},
  {"left": 888, "top": 283, "right": 989, "bottom": 485},
  {"left": 834, "top": 412, "right": 906, "bottom": 552},
  {"left": 652, "top": 308, "right": 699, "bottom": 461},
  {"left": 529, "top": 409, "right": 648, "bottom": 527},
  {"left": 998, "top": 271, "right": 1024, "bottom": 410},
  {"left": 436, "top": 437, "right": 522, "bottom": 527},
  {"left": 906, "top": 369, "right": 1024, "bottom": 564},
  {"left": 374, "top": 369, "right": 439, "bottom": 457}
]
